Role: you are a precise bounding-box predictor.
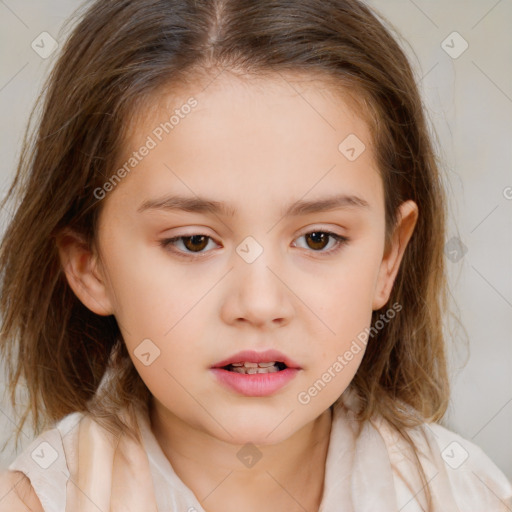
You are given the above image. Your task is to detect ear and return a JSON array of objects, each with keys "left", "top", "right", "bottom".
[
  {"left": 56, "top": 229, "right": 114, "bottom": 316},
  {"left": 372, "top": 200, "right": 418, "bottom": 310}
]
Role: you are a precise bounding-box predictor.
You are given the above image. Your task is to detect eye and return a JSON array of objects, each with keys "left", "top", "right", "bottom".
[
  {"left": 292, "top": 230, "right": 349, "bottom": 254},
  {"left": 159, "top": 230, "right": 349, "bottom": 259},
  {"left": 159, "top": 234, "right": 219, "bottom": 258}
]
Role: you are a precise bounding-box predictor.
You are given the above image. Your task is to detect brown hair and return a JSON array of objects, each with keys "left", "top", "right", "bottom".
[{"left": 1, "top": 0, "right": 450, "bottom": 508}]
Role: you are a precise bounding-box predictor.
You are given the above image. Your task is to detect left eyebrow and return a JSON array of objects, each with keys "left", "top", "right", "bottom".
[
  {"left": 284, "top": 194, "right": 370, "bottom": 216},
  {"left": 137, "top": 193, "right": 370, "bottom": 217}
]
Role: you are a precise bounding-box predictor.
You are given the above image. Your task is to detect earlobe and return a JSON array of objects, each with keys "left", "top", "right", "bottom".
[
  {"left": 56, "top": 229, "right": 114, "bottom": 316},
  {"left": 372, "top": 200, "right": 418, "bottom": 310}
]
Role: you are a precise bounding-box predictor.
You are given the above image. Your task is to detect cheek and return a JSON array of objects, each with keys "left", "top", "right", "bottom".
[
  {"left": 100, "top": 232, "right": 221, "bottom": 370},
  {"left": 301, "top": 236, "right": 383, "bottom": 331},
  {"left": 101, "top": 232, "right": 208, "bottom": 331},
  {"left": 297, "top": 237, "right": 382, "bottom": 387}
]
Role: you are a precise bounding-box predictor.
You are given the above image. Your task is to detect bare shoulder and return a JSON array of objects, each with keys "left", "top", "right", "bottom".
[{"left": 0, "top": 470, "right": 44, "bottom": 512}]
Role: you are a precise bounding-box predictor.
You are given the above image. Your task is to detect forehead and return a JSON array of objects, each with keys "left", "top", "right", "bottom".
[
  {"left": 106, "top": 71, "right": 383, "bottom": 220},
  {"left": 126, "top": 69, "right": 375, "bottom": 156}
]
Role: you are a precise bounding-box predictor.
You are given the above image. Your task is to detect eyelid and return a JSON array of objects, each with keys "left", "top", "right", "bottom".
[
  {"left": 295, "top": 224, "right": 346, "bottom": 237},
  {"left": 291, "top": 229, "right": 348, "bottom": 255},
  {"left": 159, "top": 232, "right": 221, "bottom": 259}
]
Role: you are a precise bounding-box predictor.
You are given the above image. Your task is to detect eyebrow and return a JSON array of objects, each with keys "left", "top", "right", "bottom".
[{"left": 137, "top": 193, "right": 370, "bottom": 217}]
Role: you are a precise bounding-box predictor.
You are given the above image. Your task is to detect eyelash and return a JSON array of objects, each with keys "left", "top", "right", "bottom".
[{"left": 159, "top": 230, "right": 349, "bottom": 259}]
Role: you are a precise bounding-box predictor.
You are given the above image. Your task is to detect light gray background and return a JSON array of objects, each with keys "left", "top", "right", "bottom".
[{"left": 1, "top": 0, "right": 511, "bottom": 480}]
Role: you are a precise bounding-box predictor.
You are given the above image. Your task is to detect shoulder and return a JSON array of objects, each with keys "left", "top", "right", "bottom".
[
  {"left": 5, "top": 411, "right": 85, "bottom": 512},
  {"left": 425, "top": 422, "right": 512, "bottom": 509},
  {"left": 374, "top": 415, "right": 512, "bottom": 511},
  {"left": 0, "top": 470, "right": 44, "bottom": 512}
]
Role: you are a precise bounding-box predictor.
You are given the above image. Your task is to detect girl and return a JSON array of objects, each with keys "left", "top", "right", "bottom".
[{"left": 0, "top": 0, "right": 510, "bottom": 510}]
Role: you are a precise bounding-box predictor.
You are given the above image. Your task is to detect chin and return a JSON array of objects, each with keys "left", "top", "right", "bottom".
[{"left": 230, "top": 429, "right": 293, "bottom": 447}]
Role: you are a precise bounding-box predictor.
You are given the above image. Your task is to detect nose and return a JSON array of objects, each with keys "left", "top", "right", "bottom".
[{"left": 220, "top": 250, "right": 294, "bottom": 330}]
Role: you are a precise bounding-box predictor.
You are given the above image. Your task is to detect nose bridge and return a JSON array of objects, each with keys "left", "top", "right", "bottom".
[
  {"left": 222, "top": 234, "right": 293, "bottom": 327},
  {"left": 236, "top": 235, "right": 280, "bottom": 298}
]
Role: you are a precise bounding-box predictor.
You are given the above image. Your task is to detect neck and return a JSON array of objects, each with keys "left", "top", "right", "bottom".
[{"left": 149, "top": 401, "right": 333, "bottom": 512}]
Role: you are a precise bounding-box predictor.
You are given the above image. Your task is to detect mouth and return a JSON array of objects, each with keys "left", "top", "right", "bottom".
[
  {"left": 210, "top": 350, "right": 301, "bottom": 397},
  {"left": 211, "top": 349, "right": 301, "bottom": 372},
  {"left": 221, "top": 361, "right": 288, "bottom": 374}
]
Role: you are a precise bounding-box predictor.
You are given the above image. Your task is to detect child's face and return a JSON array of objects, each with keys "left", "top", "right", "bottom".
[{"left": 63, "top": 72, "right": 417, "bottom": 445}]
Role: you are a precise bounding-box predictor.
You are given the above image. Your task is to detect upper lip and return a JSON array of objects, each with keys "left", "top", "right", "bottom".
[{"left": 211, "top": 349, "right": 301, "bottom": 369}]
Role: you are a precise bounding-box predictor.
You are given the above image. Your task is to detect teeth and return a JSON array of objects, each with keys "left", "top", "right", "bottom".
[
  {"left": 231, "top": 365, "right": 279, "bottom": 374},
  {"left": 223, "top": 361, "right": 284, "bottom": 374},
  {"left": 230, "top": 361, "right": 277, "bottom": 368}
]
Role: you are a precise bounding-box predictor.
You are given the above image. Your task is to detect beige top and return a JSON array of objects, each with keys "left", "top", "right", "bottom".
[{"left": 8, "top": 392, "right": 512, "bottom": 511}]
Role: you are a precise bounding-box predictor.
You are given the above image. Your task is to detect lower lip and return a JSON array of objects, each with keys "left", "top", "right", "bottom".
[{"left": 210, "top": 368, "right": 299, "bottom": 397}]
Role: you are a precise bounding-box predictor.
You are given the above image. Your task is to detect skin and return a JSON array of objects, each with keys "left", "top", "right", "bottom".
[
  {"left": 57, "top": 71, "right": 418, "bottom": 512},
  {"left": 0, "top": 471, "right": 44, "bottom": 512}
]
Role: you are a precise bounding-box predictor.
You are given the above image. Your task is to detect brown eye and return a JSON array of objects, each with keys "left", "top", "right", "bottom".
[
  {"left": 159, "top": 234, "right": 218, "bottom": 257},
  {"left": 304, "top": 232, "right": 330, "bottom": 250},
  {"left": 293, "top": 230, "right": 349, "bottom": 255},
  {"left": 182, "top": 235, "right": 209, "bottom": 252}
]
